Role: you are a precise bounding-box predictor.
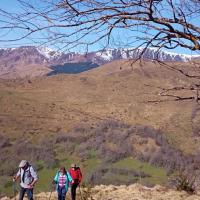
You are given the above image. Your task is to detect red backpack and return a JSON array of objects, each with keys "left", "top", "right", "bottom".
[{"left": 69, "top": 167, "right": 82, "bottom": 183}]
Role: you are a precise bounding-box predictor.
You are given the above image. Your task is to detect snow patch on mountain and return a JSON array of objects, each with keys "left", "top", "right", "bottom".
[
  {"left": 161, "top": 49, "right": 200, "bottom": 62},
  {"left": 0, "top": 46, "right": 199, "bottom": 66},
  {"left": 94, "top": 48, "right": 199, "bottom": 62},
  {"left": 96, "top": 49, "right": 114, "bottom": 61},
  {"left": 37, "top": 47, "right": 62, "bottom": 60}
]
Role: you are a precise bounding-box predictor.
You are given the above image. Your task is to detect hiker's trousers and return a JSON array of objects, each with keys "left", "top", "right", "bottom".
[
  {"left": 19, "top": 187, "right": 33, "bottom": 200},
  {"left": 57, "top": 186, "right": 67, "bottom": 200},
  {"left": 70, "top": 183, "right": 78, "bottom": 200}
]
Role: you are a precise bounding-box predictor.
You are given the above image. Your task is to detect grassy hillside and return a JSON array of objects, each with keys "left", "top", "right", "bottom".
[{"left": 0, "top": 60, "right": 200, "bottom": 196}]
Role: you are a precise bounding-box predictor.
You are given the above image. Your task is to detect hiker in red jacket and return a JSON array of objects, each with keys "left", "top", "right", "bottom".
[{"left": 69, "top": 164, "right": 82, "bottom": 200}]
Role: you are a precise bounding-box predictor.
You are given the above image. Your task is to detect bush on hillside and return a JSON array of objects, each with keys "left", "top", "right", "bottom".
[
  {"left": 1, "top": 119, "right": 200, "bottom": 188},
  {"left": 86, "top": 166, "right": 150, "bottom": 185},
  {"left": 53, "top": 119, "right": 200, "bottom": 178},
  {"left": 175, "top": 168, "right": 197, "bottom": 194}
]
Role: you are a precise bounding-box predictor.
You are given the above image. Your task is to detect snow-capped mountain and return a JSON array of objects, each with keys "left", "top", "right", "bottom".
[
  {"left": 0, "top": 46, "right": 81, "bottom": 65},
  {"left": 0, "top": 46, "right": 199, "bottom": 78},
  {"left": 91, "top": 48, "right": 199, "bottom": 64},
  {"left": 37, "top": 47, "right": 62, "bottom": 60},
  {"left": 0, "top": 46, "right": 199, "bottom": 65},
  {"left": 35, "top": 46, "right": 200, "bottom": 63}
]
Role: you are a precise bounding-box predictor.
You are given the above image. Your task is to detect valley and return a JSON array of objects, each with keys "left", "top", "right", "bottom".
[{"left": 1, "top": 59, "right": 200, "bottom": 196}]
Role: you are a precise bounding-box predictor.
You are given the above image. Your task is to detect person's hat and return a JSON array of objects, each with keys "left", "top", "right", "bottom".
[
  {"left": 71, "top": 163, "right": 76, "bottom": 168},
  {"left": 19, "top": 160, "right": 28, "bottom": 168}
]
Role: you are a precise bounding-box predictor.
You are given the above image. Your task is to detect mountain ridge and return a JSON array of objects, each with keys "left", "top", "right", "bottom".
[
  {"left": 0, "top": 46, "right": 199, "bottom": 78},
  {"left": 1, "top": 46, "right": 199, "bottom": 63}
]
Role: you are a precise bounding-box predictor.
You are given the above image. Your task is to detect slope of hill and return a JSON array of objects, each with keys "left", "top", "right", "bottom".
[
  {"left": 1, "top": 184, "right": 200, "bottom": 200},
  {"left": 1, "top": 60, "right": 200, "bottom": 196},
  {"left": 90, "top": 184, "right": 200, "bottom": 200}
]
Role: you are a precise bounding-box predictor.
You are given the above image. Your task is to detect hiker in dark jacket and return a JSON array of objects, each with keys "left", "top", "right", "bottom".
[
  {"left": 13, "top": 160, "right": 38, "bottom": 200},
  {"left": 69, "top": 164, "right": 82, "bottom": 200},
  {"left": 53, "top": 167, "right": 73, "bottom": 200}
]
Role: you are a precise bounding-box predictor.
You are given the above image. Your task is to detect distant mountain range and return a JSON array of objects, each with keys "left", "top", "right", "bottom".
[{"left": 0, "top": 46, "right": 199, "bottom": 78}]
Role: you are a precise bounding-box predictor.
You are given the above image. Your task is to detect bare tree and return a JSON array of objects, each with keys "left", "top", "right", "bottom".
[
  {"left": 0, "top": 0, "right": 200, "bottom": 102},
  {"left": 0, "top": 0, "right": 200, "bottom": 52}
]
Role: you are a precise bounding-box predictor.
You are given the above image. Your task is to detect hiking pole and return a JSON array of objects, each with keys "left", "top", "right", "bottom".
[
  {"left": 48, "top": 189, "right": 53, "bottom": 200},
  {"left": 48, "top": 182, "right": 55, "bottom": 200},
  {"left": 13, "top": 181, "right": 17, "bottom": 200}
]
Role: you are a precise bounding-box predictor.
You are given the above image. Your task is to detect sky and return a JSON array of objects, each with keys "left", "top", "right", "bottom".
[
  {"left": 0, "top": 0, "right": 199, "bottom": 55},
  {"left": 0, "top": 0, "right": 34, "bottom": 46}
]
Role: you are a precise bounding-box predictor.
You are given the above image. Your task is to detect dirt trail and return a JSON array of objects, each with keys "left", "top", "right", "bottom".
[{"left": 1, "top": 184, "right": 200, "bottom": 200}]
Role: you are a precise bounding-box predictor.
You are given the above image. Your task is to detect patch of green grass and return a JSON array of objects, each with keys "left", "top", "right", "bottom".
[
  {"left": 35, "top": 168, "right": 57, "bottom": 193},
  {"left": 81, "top": 151, "right": 101, "bottom": 185},
  {"left": 82, "top": 157, "right": 101, "bottom": 174},
  {"left": 82, "top": 150, "right": 101, "bottom": 177},
  {"left": 102, "top": 172, "right": 139, "bottom": 184},
  {"left": 113, "top": 157, "right": 168, "bottom": 185},
  {"left": 57, "top": 155, "right": 76, "bottom": 168},
  {"left": 0, "top": 176, "right": 13, "bottom": 197}
]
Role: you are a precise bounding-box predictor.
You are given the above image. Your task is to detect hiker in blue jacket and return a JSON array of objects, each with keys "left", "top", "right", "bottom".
[{"left": 53, "top": 167, "right": 73, "bottom": 200}]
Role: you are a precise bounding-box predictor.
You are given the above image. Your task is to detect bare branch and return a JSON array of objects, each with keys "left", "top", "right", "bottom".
[{"left": 0, "top": 0, "right": 199, "bottom": 52}]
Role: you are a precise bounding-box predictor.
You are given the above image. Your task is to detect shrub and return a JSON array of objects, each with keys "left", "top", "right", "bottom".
[
  {"left": 2, "top": 119, "right": 200, "bottom": 187},
  {"left": 86, "top": 165, "right": 150, "bottom": 185},
  {"left": 175, "top": 169, "right": 197, "bottom": 194}
]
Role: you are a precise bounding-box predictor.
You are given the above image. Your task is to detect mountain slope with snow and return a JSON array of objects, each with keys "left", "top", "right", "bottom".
[
  {"left": 92, "top": 48, "right": 199, "bottom": 64},
  {"left": 0, "top": 46, "right": 199, "bottom": 78}
]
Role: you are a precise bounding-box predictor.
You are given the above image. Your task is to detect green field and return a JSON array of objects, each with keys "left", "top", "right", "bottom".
[{"left": 113, "top": 158, "right": 167, "bottom": 185}]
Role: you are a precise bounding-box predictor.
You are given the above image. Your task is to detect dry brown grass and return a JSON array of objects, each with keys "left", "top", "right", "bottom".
[
  {"left": 0, "top": 60, "right": 199, "bottom": 153},
  {"left": 1, "top": 60, "right": 200, "bottom": 195},
  {"left": 1, "top": 184, "right": 200, "bottom": 200}
]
